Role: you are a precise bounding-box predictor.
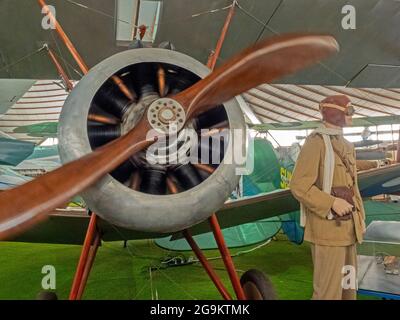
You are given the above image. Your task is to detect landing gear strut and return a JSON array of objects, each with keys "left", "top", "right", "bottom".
[{"left": 69, "top": 212, "right": 275, "bottom": 300}]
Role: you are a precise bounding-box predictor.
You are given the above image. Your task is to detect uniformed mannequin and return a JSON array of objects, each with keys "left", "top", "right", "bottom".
[{"left": 290, "top": 95, "right": 366, "bottom": 300}]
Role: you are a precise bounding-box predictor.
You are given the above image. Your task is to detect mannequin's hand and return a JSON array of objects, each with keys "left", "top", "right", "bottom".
[{"left": 332, "top": 198, "right": 353, "bottom": 216}]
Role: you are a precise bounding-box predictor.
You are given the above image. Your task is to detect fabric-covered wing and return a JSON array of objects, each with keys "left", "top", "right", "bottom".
[
  {"left": 9, "top": 209, "right": 168, "bottom": 244},
  {"left": 172, "top": 189, "right": 297, "bottom": 239},
  {"left": 7, "top": 164, "right": 400, "bottom": 244},
  {"left": 0, "top": 167, "right": 32, "bottom": 190},
  {"left": 8, "top": 189, "right": 297, "bottom": 244},
  {"left": 357, "top": 163, "right": 400, "bottom": 197},
  {"left": 174, "top": 164, "right": 400, "bottom": 238}
]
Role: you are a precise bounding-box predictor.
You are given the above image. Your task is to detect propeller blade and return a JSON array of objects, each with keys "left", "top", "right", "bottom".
[
  {"left": 193, "top": 105, "right": 228, "bottom": 130},
  {"left": 172, "top": 34, "right": 339, "bottom": 118},
  {"left": 0, "top": 121, "right": 155, "bottom": 240}
]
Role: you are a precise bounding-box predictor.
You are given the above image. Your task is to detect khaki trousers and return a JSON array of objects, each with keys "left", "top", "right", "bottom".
[{"left": 311, "top": 244, "right": 357, "bottom": 300}]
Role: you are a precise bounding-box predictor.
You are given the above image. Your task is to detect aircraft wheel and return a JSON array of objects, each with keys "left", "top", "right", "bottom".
[
  {"left": 240, "top": 269, "right": 276, "bottom": 300},
  {"left": 36, "top": 291, "right": 58, "bottom": 300}
]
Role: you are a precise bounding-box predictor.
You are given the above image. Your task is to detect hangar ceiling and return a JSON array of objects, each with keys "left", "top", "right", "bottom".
[
  {"left": 1, "top": 0, "right": 400, "bottom": 87},
  {"left": 4, "top": 78, "right": 400, "bottom": 145}
]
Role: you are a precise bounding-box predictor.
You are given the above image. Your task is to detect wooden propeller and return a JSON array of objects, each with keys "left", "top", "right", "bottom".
[
  {"left": 0, "top": 122, "right": 154, "bottom": 240},
  {"left": 0, "top": 34, "right": 339, "bottom": 239},
  {"left": 173, "top": 34, "right": 339, "bottom": 119}
]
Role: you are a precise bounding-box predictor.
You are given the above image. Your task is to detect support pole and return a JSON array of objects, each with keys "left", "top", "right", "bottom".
[
  {"left": 46, "top": 46, "right": 74, "bottom": 91},
  {"left": 69, "top": 213, "right": 98, "bottom": 300},
  {"left": 76, "top": 232, "right": 101, "bottom": 300},
  {"left": 209, "top": 214, "right": 246, "bottom": 300},
  {"left": 47, "top": 45, "right": 118, "bottom": 125},
  {"left": 37, "top": 0, "right": 89, "bottom": 73},
  {"left": 37, "top": 0, "right": 135, "bottom": 100},
  {"left": 206, "top": 0, "right": 236, "bottom": 70},
  {"left": 204, "top": 2, "right": 245, "bottom": 300},
  {"left": 183, "top": 230, "right": 232, "bottom": 300},
  {"left": 36, "top": 0, "right": 131, "bottom": 300},
  {"left": 166, "top": 179, "right": 232, "bottom": 300}
]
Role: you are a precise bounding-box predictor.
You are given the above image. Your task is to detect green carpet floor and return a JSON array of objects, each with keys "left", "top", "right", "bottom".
[{"left": 0, "top": 233, "right": 376, "bottom": 300}]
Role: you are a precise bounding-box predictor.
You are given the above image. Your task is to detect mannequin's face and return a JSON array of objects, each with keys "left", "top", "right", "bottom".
[{"left": 321, "top": 108, "right": 346, "bottom": 128}]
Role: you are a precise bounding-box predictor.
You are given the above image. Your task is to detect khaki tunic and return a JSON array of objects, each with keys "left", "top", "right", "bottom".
[{"left": 290, "top": 133, "right": 366, "bottom": 246}]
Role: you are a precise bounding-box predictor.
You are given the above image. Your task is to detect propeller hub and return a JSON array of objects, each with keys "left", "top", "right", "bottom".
[
  {"left": 147, "top": 98, "right": 185, "bottom": 134},
  {"left": 159, "top": 106, "right": 176, "bottom": 123}
]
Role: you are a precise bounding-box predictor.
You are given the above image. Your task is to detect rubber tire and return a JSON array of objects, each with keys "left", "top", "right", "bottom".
[
  {"left": 240, "top": 269, "right": 276, "bottom": 300},
  {"left": 36, "top": 291, "right": 58, "bottom": 300}
]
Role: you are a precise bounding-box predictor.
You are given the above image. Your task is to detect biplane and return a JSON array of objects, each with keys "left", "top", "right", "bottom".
[{"left": 2, "top": 0, "right": 400, "bottom": 300}]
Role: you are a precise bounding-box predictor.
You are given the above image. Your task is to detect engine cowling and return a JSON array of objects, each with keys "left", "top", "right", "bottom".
[{"left": 58, "top": 48, "right": 247, "bottom": 233}]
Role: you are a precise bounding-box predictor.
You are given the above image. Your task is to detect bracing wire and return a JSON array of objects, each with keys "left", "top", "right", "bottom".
[{"left": 0, "top": 45, "right": 47, "bottom": 73}]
